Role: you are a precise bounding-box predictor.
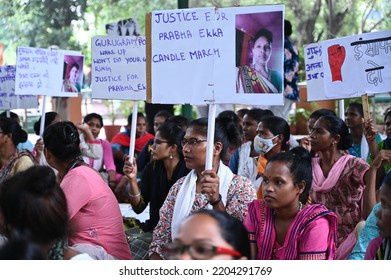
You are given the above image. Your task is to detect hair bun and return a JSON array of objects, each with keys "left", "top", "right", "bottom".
[{"left": 62, "top": 123, "right": 79, "bottom": 144}]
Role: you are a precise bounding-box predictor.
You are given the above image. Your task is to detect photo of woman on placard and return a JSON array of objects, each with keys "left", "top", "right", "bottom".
[
  {"left": 61, "top": 55, "right": 83, "bottom": 93},
  {"left": 235, "top": 12, "right": 283, "bottom": 94}
]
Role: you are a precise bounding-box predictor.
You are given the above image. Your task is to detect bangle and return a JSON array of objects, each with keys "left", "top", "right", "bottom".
[
  {"left": 208, "top": 194, "right": 222, "bottom": 206},
  {"left": 128, "top": 190, "right": 141, "bottom": 198}
]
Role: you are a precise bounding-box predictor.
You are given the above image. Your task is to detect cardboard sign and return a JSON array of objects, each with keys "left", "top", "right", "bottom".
[
  {"left": 15, "top": 47, "right": 82, "bottom": 97},
  {"left": 147, "top": 5, "right": 284, "bottom": 106},
  {"left": 0, "top": 65, "right": 38, "bottom": 109},
  {"left": 322, "top": 30, "right": 391, "bottom": 98},
  {"left": 303, "top": 43, "right": 328, "bottom": 101},
  {"left": 106, "top": 18, "right": 141, "bottom": 36},
  {"left": 91, "top": 36, "right": 147, "bottom": 100},
  {"left": 305, "top": 30, "right": 391, "bottom": 101}
]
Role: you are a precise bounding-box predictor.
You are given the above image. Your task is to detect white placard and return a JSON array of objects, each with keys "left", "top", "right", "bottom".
[
  {"left": 0, "top": 65, "right": 38, "bottom": 109},
  {"left": 304, "top": 43, "right": 326, "bottom": 101},
  {"left": 91, "top": 36, "right": 147, "bottom": 100},
  {"left": 149, "top": 5, "right": 284, "bottom": 106},
  {"left": 321, "top": 30, "right": 391, "bottom": 98},
  {"left": 15, "top": 47, "right": 82, "bottom": 97}
]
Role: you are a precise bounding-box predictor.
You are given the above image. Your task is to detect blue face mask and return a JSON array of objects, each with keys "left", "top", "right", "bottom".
[{"left": 253, "top": 135, "right": 278, "bottom": 155}]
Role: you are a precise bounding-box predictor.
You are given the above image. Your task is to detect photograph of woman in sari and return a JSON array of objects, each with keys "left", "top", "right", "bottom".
[
  {"left": 244, "top": 147, "right": 337, "bottom": 260},
  {"left": 236, "top": 28, "right": 282, "bottom": 94}
]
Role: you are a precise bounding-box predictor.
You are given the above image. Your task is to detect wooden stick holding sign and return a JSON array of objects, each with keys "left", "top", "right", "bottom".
[
  {"left": 39, "top": 95, "right": 47, "bottom": 137},
  {"left": 362, "top": 93, "right": 370, "bottom": 121},
  {"left": 205, "top": 103, "right": 217, "bottom": 170},
  {"left": 361, "top": 93, "right": 378, "bottom": 162},
  {"left": 128, "top": 101, "right": 139, "bottom": 162}
]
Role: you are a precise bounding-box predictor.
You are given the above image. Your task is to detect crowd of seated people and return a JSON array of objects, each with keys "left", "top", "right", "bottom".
[{"left": 0, "top": 101, "right": 389, "bottom": 260}]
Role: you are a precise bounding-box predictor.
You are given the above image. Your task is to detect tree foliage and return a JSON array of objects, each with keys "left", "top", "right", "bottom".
[
  {"left": 0, "top": 0, "right": 389, "bottom": 65},
  {"left": 0, "top": 0, "right": 87, "bottom": 63}
]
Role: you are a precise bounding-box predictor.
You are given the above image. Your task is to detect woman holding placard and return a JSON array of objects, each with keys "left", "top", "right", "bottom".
[
  {"left": 367, "top": 108, "right": 391, "bottom": 185},
  {"left": 236, "top": 28, "right": 282, "bottom": 94},
  {"left": 122, "top": 121, "right": 190, "bottom": 232},
  {"left": 149, "top": 117, "right": 256, "bottom": 259}
]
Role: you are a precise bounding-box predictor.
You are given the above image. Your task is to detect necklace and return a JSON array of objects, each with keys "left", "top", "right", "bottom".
[{"left": 273, "top": 201, "right": 303, "bottom": 216}]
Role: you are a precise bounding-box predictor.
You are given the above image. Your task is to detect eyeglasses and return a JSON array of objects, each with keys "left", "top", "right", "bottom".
[
  {"left": 163, "top": 241, "right": 242, "bottom": 260},
  {"left": 153, "top": 138, "right": 168, "bottom": 145},
  {"left": 181, "top": 138, "right": 207, "bottom": 147}
]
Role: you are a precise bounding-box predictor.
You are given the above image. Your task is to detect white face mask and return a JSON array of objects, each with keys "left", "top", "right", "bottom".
[{"left": 254, "top": 135, "right": 278, "bottom": 155}]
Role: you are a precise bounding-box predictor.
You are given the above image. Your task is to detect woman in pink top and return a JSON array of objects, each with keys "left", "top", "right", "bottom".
[
  {"left": 244, "top": 147, "right": 337, "bottom": 260},
  {"left": 43, "top": 121, "right": 132, "bottom": 260}
]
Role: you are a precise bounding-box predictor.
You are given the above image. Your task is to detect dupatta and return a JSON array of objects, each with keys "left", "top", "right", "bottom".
[
  {"left": 311, "top": 155, "right": 354, "bottom": 193},
  {"left": 171, "top": 161, "right": 233, "bottom": 239},
  {"left": 251, "top": 200, "right": 337, "bottom": 260}
]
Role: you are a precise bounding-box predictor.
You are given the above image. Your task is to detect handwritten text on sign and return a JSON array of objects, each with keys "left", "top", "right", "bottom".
[
  {"left": 150, "top": 7, "right": 233, "bottom": 105},
  {"left": 0, "top": 65, "right": 38, "bottom": 109},
  {"left": 304, "top": 43, "right": 331, "bottom": 101},
  {"left": 91, "top": 36, "right": 146, "bottom": 100},
  {"left": 15, "top": 47, "right": 58, "bottom": 96},
  {"left": 321, "top": 30, "right": 391, "bottom": 98},
  {"left": 149, "top": 5, "right": 284, "bottom": 106},
  {"left": 152, "top": 10, "right": 226, "bottom": 64},
  {"left": 15, "top": 47, "right": 79, "bottom": 97}
]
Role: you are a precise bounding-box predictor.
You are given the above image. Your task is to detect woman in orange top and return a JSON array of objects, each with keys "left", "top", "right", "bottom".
[{"left": 254, "top": 116, "right": 290, "bottom": 198}]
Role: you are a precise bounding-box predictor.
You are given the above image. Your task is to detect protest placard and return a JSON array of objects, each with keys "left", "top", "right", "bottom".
[
  {"left": 304, "top": 43, "right": 327, "bottom": 101},
  {"left": 0, "top": 65, "right": 38, "bottom": 109},
  {"left": 106, "top": 18, "right": 141, "bottom": 36},
  {"left": 147, "top": 5, "right": 284, "bottom": 106},
  {"left": 15, "top": 47, "right": 82, "bottom": 97},
  {"left": 322, "top": 30, "right": 391, "bottom": 98},
  {"left": 91, "top": 35, "right": 147, "bottom": 100}
]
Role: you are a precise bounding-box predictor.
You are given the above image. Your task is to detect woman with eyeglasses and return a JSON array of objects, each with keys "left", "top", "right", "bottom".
[
  {"left": 121, "top": 121, "right": 190, "bottom": 232},
  {"left": 0, "top": 117, "right": 36, "bottom": 183},
  {"left": 43, "top": 121, "right": 132, "bottom": 260},
  {"left": 244, "top": 147, "right": 337, "bottom": 260},
  {"left": 163, "top": 209, "right": 250, "bottom": 260},
  {"left": 149, "top": 117, "right": 257, "bottom": 260}
]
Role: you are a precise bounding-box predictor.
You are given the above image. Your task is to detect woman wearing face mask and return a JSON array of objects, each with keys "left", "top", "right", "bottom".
[
  {"left": 254, "top": 116, "right": 291, "bottom": 199},
  {"left": 228, "top": 108, "right": 273, "bottom": 189}
]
